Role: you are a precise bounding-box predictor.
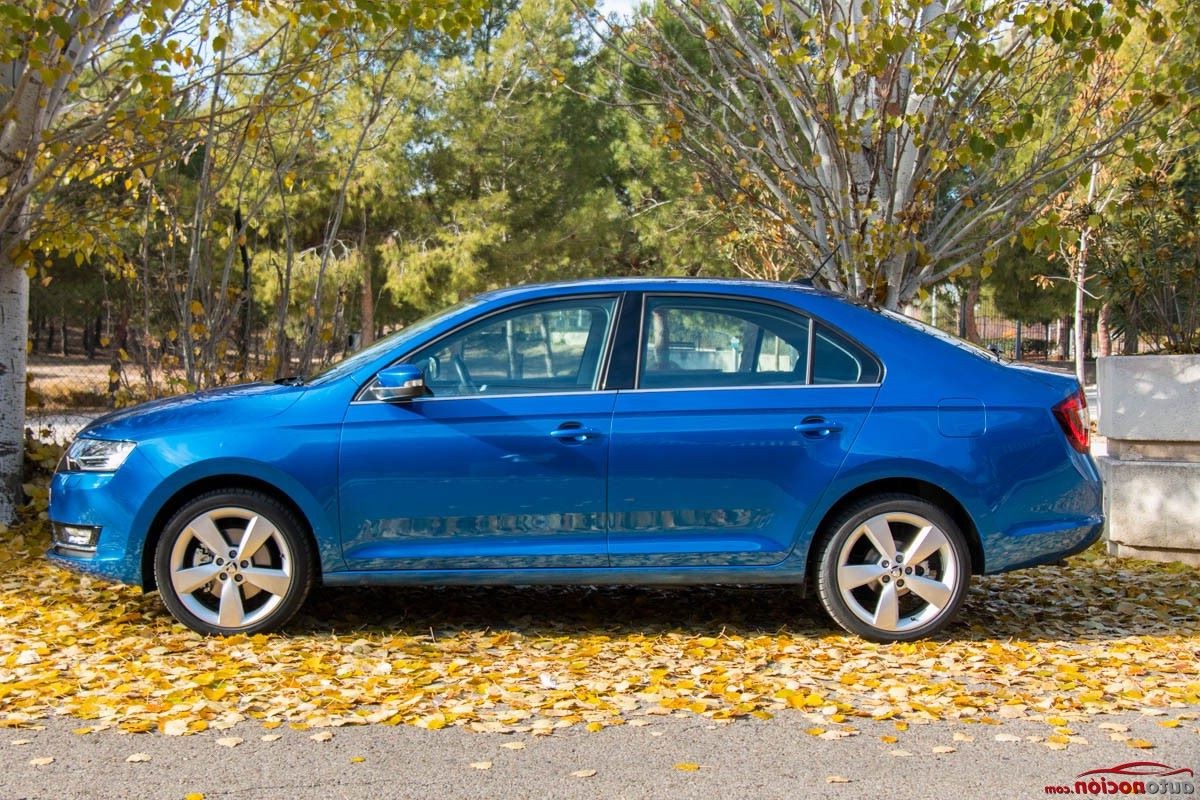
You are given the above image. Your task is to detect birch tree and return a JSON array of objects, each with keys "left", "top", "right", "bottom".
[{"left": 597, "top": 0, "right": 1191, "bottom": 307}]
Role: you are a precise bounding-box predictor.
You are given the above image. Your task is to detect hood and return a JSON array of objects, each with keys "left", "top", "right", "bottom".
[{"left": 80, "top": 382, "right": 306, "bottom": 441}]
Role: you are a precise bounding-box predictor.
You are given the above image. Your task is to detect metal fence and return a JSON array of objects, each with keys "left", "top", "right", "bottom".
[{"left": 910, "top": 286, "right": 1104, "bottom": 374}]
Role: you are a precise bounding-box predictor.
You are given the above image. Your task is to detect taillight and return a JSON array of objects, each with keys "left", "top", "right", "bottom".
[{"left": 1052, "top": 388, "right": 1090, "bottom": 453}]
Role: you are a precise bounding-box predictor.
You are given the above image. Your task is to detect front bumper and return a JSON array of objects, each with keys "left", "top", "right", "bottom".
[{"left": 46, "top": 449, "right": 162, "bottom": 586}]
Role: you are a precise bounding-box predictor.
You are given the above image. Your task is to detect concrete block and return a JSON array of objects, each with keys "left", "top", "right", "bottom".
[
  {"left": 1099, "top": 456, "right": 1200, "bottom": 555},
  {"left": 1097, "top": 355, "right": 1200, "bottom": 442}
]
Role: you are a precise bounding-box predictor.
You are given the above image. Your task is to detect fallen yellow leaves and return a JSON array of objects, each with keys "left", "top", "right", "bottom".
[{"left": 1, "top": 445, "right": 1199, "bottom": 741}]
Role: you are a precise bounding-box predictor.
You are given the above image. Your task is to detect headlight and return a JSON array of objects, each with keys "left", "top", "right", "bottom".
[{"left": 61, "top": 439, "right": 136, "bottom": 473}]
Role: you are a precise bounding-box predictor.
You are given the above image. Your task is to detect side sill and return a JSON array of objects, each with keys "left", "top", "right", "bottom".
[{"left": 321, "top": 566, "right": 808, "bottom": 588}]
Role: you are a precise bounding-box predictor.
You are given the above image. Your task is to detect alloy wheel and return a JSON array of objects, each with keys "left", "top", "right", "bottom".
[
  {"left": 168, "top": 506, "right": 295, "bottom": 630},
  {"left": 834, "top": 511, "right": 959, "bottom": 634}
]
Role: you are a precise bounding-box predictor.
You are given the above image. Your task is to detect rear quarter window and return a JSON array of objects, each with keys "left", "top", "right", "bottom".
[{"left": 813, "top": 325, "right": 881, "bottom": 384}]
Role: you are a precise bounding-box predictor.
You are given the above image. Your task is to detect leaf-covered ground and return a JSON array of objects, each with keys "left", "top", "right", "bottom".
[{"left": 1, "top": 443, "right": 1197, "bottom": 744}]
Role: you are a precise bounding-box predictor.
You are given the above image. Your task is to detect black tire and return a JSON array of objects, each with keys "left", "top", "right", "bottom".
[
  {"left": 154, "top": 488, "right": 315, "bottom": 636},
  {"left": 814, "top": 494, "right": 971, "bottom": 643}
]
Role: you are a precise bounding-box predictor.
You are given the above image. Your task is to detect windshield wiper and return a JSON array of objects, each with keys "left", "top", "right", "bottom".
[{"left": 273, "top": 375, "right": 306, "bottom": 386}]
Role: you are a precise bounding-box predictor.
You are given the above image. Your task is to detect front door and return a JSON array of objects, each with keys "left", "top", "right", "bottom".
[
  {"left": 607, "top": 294, "right": 881, "bottom": 567},
  {"left": 338, "top": 296, "right": 619, "bottom": 571}
]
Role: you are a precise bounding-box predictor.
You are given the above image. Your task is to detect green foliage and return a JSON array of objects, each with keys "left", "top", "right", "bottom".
[
  {"left": 988, "top": 244, "right": 1081, "bottom": 325},
  {"left": 1097, "top": 158, "right": 1200, "bottom": 353}
]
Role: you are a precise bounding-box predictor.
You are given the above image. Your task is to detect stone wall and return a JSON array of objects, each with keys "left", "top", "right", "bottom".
[{"left": 1097, "top": 355, "right": 1200, "bottom": 566}]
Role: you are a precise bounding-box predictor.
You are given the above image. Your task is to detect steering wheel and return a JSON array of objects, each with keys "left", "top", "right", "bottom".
[{"left": 450, "top": 353, "right": 477, "bottom": 395}]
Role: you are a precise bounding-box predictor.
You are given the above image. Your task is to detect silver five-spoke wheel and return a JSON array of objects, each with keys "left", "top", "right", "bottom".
[
  {"left": 816, "top": 495, "right": 970, "bottom": 642},
  {"left": 155, "top": 490, "right": 314, "bottom": 635}
]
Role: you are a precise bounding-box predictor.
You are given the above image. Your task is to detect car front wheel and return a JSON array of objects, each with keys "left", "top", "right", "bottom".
[
  {"left": 815, "top": 495, "right": 970, "bottom": 642},
  {"left": 154, "top": 489, "right": 314, "bottom": 636}
]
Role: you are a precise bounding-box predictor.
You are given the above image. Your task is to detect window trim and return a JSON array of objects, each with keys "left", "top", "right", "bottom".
[
  {"left": 631, "top": 292, "right": 883, "bottom": 392},
  {"left": 352, "top": 293, "right": 623, "bottom": 404}
]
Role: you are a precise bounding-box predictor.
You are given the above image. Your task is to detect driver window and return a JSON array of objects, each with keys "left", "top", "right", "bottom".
[{"left": 404, "top": 297, "right": 618, "bottom": 398}]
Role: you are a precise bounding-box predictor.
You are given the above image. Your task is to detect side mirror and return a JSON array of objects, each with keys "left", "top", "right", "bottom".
[{"left": 370, "top": 364, "right": 425, "bottom": 402}]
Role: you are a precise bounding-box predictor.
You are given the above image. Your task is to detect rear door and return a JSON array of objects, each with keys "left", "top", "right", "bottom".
[{"left": 607, "top": 294, "right": 881, "bottom": 567}]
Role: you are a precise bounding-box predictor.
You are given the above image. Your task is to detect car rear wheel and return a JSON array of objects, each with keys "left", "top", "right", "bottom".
[
  {"left": 154, "top": 489, "right": 314, "bottom": 636},
  {"left": 815, "top": 495, "right": 970, "bottom": 642}
]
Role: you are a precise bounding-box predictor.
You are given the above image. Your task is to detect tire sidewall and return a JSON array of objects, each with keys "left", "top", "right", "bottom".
[
  {"left": 153, "top": 489, "right": 313, "bottom": 636},
  {"left": 816, "top": 495, "right": 971, "bottom": 643}
]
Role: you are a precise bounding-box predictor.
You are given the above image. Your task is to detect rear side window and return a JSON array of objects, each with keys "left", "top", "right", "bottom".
[
  {"left": 639, "top": 296, "right": 810, "bottom": 389},
  {"left": 813, "top": 324, "right": 881, "bottom": 384}
]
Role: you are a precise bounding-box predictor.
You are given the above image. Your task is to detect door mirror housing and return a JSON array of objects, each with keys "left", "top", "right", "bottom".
[{"left": 370, "top": 364, "right": 425, "bottom": 402}]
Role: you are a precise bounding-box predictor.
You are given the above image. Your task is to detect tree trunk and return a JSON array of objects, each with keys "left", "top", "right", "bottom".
[
  {"left": 1074, "top": 160, "right": 1100, "bottom": 386},
  {"left": 1123, "top": 322, "right": 1139, "bottom": 355},
  {"left": 358, "top": 208, "right": 374, "bottom": 349},
  {"left": 360, "top": 256, "right": 375, "bottom": 348},
  {"left": 108, "top": 312, "right": 127, "bottom": 403},
  {"left": 1056, "top": 317, "right": 1071, "bottom": 359},
  {"left": 0, "top": 265, "right": 29, "bottom": 523},
  {"left": 1097, "top": 303, "right": 1112, "bottom": 357},
  {"left": 963, "top": 279, "right": 981, "bottom": 343}
]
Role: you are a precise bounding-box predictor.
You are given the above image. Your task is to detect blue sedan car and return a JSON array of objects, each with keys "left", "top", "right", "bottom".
[{"left": 48, "top": 279, "right": 1102, "bottom": 642}]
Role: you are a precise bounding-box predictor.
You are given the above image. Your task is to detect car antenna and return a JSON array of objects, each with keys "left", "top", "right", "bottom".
[{"left": 792, "top": 250, "right": 836, "bottom": 288}]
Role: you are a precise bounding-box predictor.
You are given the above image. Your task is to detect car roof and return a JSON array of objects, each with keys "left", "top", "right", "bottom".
[{"left": 473, "top": 276, "right": 839, "bottom": 304}]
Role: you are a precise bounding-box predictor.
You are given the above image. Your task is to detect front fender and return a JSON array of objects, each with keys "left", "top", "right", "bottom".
[{"left": 130, "top": 456, "right": 345, "bottom": 586}]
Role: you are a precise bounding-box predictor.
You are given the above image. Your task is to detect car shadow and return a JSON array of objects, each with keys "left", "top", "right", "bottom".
[{"left": 287, "top": 562, "right": 1199, "bottom": 644}]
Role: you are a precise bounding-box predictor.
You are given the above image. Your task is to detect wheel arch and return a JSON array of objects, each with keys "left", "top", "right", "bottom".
[
  {"left": 805, "top": 477, "right": 984, "bottom": 587},
  {"left": 140, "top": 474, "right": 321, "bottom": 591}
]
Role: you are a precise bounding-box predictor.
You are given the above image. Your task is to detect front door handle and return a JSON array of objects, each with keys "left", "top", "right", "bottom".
[
  {"left": 794, "top": 417, "right": 844, "bottom": 438},
  {"left": 551, "top": 422, "right": 600, "bottom": 443}
]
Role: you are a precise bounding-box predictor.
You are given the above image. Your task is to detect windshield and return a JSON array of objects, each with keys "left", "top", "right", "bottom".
[
  {"left": 306, "top": 297, "right": 481, "bottom": 385},
  {"left": 879, "top": 308, "right": 1003, "bottom": 362}
]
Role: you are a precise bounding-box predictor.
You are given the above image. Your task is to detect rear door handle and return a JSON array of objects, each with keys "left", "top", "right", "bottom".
[
  {"left": 794, "top": 417, "right": 843, "bottom": 438},
  {"left": 551, "top": 423, "right": 600, "bottom": 443}
]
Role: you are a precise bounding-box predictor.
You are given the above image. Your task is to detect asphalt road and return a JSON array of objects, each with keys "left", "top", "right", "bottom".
[{"left": 1, "top": 711, "right": 1195, "bottom": 799}]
